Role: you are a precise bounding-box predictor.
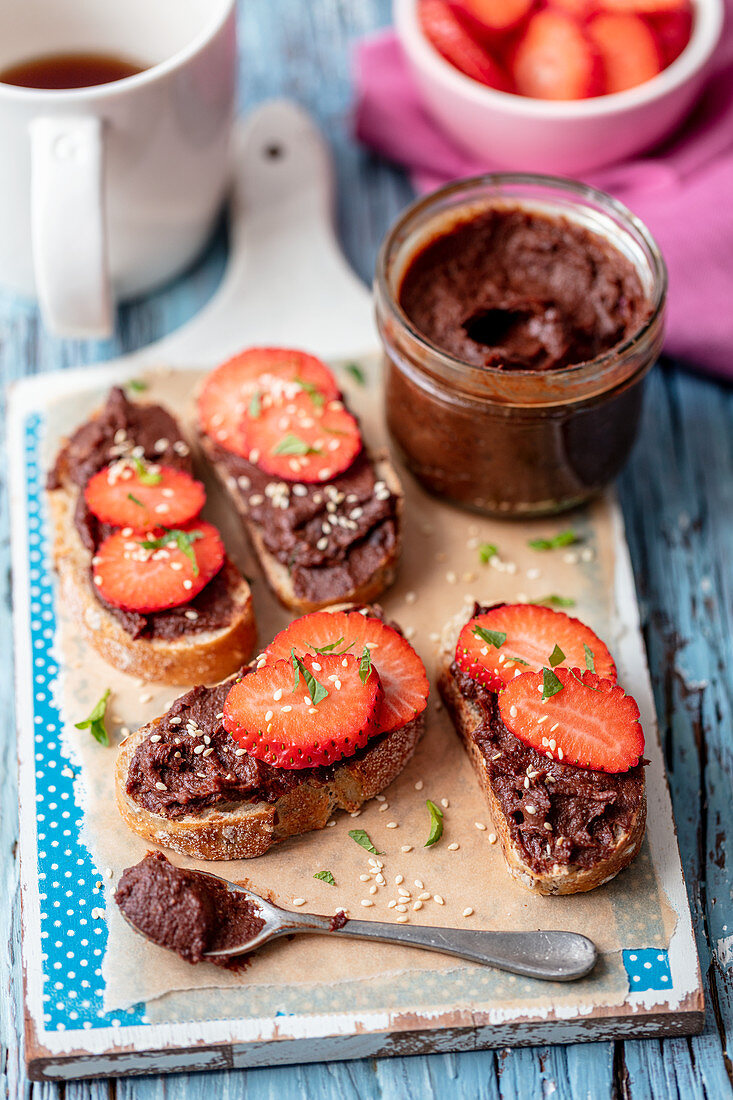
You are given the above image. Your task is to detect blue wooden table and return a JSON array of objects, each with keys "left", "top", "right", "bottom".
[{"left": 2, "top": 1, "right": 732, "bottom": 1096}]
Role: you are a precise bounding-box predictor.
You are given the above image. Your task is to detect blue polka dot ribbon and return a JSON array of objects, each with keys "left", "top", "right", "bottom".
[{"left": 623, "top": 948, "right": 672, "bottom": 992}]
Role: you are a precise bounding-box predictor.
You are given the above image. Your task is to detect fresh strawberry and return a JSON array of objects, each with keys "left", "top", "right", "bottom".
[
  {"left": 644, "top": 7, "right": 692, "bottom": 65},
  {"left": 223, "top": 653, "right": 383, "bottom": 769},
  {"left": 512, "top": 10, "right": 603, "bottom": 99},
  {"left": 549, "top": 0, "right": 600, "bottom": 21},
  {"left": 600, "top": 0, "right": 687, "bottom": 13},
  {"left": 453, "top": 0, "right": 535, "bottom": 37},
  {"left": 241, "top": 392, "right": 362, "bottom": 483},
  {"left": 588, "top": 12, "right": 662, "bottom": 93},
  {"left": 84, "top": 460, "right": 205, "bottom": 532},
  {"left": 264, "top": 610, "right": 430, "bottom": 734},
  {"left": 455, "top": 603, "right": 616, "bottom": 691},
  {"left": 197, "top": 347, "right": 341, "bottom": 457},
  {"left": 93, "top": 520, "right": 224, "bottom": 613},
  {"left": 498, "top": 666, "right": 644, "bottom": 772},
  {"left": 420, "top": 0, "right": 512, "bottom": 89}
]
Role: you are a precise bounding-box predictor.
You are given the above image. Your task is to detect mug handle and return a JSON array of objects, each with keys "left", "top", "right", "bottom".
[{"left": 29, "top": 116, "right": 113, "bottom": 338}]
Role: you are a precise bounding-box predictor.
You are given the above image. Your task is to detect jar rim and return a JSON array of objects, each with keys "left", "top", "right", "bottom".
[{"left": 375, "top": 172, "right": 668, "bottom": 392}]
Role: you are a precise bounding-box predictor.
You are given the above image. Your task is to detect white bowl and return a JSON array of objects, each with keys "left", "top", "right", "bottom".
[{"left": 394, "top": 0, "right": 724, "bottom": 174}]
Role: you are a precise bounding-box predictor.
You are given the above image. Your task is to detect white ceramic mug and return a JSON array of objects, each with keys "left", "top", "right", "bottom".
[{"left": 0, "top": 0, "right": 236, "bottom": 338}]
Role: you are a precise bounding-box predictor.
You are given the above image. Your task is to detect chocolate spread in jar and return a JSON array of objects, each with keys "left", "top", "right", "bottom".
[
  {"left": 208, "top": 441, "right": 399, "bottom": 605},
  {"left": 442, "top": 606, "right": 645, "bottom": 875},
  {"left": 398, "top": 207, "right": 648, "bottom": 372},
  {"left": 114, "top": 852, "right": 265, "bottom": 964},
  {"left": 49, "top": 387, "right": 236, "bottom": 640}
]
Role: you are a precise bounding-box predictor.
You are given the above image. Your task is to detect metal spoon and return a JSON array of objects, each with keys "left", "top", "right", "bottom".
[{"left": 132, "top": 868, "right": 596, "bottom": 981}]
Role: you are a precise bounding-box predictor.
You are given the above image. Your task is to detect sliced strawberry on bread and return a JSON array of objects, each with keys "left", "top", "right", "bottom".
[
  {"left": 499, "top": 666, "right": 644, "bottom": 772},
  {"left": 197, "top": 347, "right": 341, "bottom": 457},
  {"left": 264, "top": 609, "right": 430, "bottom": 734},
  {"left": 93, "top": 520, "right": 225, "bottom": 613},
  {"left": 512, "top": 10, "right": 603, "bottom": 99},
  {"left": 588, "top": 12, "right": 662, "bottom": 93},
  {"left": 420, "top": 0, "right": 512, "bottom": 88},
  {"left": 223, "top": 652, "right": 383, "bottom": 769},
  {"left": 241, "top": 392, "right": 362, "bottom": 483},
  {"left": 85, "top": 460, "right": 206, "bottom": 532},
  {"left": 455, "top": 603, "right": 616, "bottom": 690}
]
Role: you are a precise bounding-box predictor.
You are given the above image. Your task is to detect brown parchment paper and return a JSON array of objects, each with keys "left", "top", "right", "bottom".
[{"left": 43, "top": 359, "right": 675, "bottom": 1020}]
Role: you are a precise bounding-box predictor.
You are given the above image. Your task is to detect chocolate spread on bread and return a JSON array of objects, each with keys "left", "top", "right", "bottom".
[
  {"left": 49, "top": 387, "right": 237, "bottom": 640},
  {"left": 208, "top": 442, "right": 399, "bottom": 605},
  {"left": 446, "top": 642, "right": 645, "bottom": 875},
  {"left": 115, "top": 852, "right": 265, "bottom": 964},
  {"left": 398, "top": 207, "right": 649, "bottom": 372}
]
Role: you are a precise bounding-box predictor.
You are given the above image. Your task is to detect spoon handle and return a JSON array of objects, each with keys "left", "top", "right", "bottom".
[{"left": 329, "top": 921, "right": 597, "bottom": 981}]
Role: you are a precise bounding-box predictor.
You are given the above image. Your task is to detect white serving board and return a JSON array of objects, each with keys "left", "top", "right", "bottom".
[{"left": 9, "top": 101, "right": 703, "bottom": 1081}]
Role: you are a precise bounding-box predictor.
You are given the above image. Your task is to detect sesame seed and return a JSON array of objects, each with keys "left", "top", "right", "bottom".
[
  {"left": 202, "top": 748, "right": 214, "bottom": 758},
  {"left": 544, "top": 822, "right": 553, "bottom": 831},
  {"left": 550, "top": 722, "right": 559, "bottom": 732},
  {"left": 524, "top": 777, "right": 530, "bottom": 789},
  {"left": 414, "top": 780, "right": 424, "bottom": 791},
  {"left": 414, "top": 879, "right": 424, "bottom": 889},
  {"left": 398, "top": 887, "right": 411, "bottom": 898},
  {"left": 326, "top": 820, "right": 336, "bottom": 827},
  {"left": 558, "top": 747, "right": 564, "bottom": 760},
  {"left": 510, "top": 705, "right": 518, "bottom": 718},
  {"left": 434, "top": 894, "right": 445, "bottom": 906},
  {"left": 184, "top": 610, "right": 198, "bottom": 620},
  {"left": 462, "top": 907, "right": 474, "bottom": 918},
  {"left": 413, "top": 900, "right": 423, "bottom": 911},
  {"left": 440, "top": 798, "right": 449, "bottom": 809},
  {"left": 183, "top": 579, "right": 193, "bottom": 590},
  {"left": 447, "top": 842, "right": 460, "bottom": 851},
  {"left": 446, "top": 571, "right": 457, "bottom": 584},
  {"left": 359, "top": 874, "right": 371, "bottom": 882},
  {"left": 375, "top": 873, "right": 385, "bottom": 885},
  {"left": 273, "top": 689, "right": 283, "bottom": 701},
  {"left": 475, "top": 821, "right": 486, "bottom": 830},
  {"left": 378, "top": 802, "right": 389, "bottom": 812},
  {"left": 360, "top": 899, "right": 374, "bottom": 908},
  {"left": 401, "top": 845, "right": 413, "bottom": 853},
  {"left": 369, "top": 884, "right": 378, "bottom": 895},
  {"left": 234, "top": 748, "right": 246, "bottom": 756},
  {"left": 281, "top": 705, "right": 292, "bottom": 713},
  {"left": 525, "top": 804, "right": 536, "bottom": 814},
  {"left": 375, "top": 794, "right": 386, "bottom": 802},
  {"left": 386, "top": 821, "right": 398, "bottom": 829},
  {"left": 395, "top": 874, "right": 404, "bottom": 884},
  {"left": 488, "top": 834, "right": 497, "bottom": 844},
  {"left": 265, "top": 710, "right": 273, "bottom": 722},
  {"left": 418, "top": 891, "right": 430, "bottom": 901},
  {"left": 395, "top": 904, "right": 407, "bottom": 913},
  {"left": 155, "top": 782, "right": 167, "bottom": 791},
  {"left": 194, "top": 745, "right": 204, "bottom": 755},
  {"left": 350, "top": 810, "right": 361, "bottom": 818},
  {"left": 139, "top": 692, "right": 152, "bottom": 704},
  {"left": 169, "top": 716, "right": 182, "bottom": 726},
  {"left": 149, "top": 734, "right": 161, "bottom": 743},
  {"left": 293, "top": 898, "right": 306, "bottom": 907},
  {"left": 405, "top": 591, "right": 417, "bottom": 604},
  {"left": 396, "top": 915, "right": 409, "bottom": 924},
  {"left": 387, "top": 899, "right": 397, "bottom": 909}
]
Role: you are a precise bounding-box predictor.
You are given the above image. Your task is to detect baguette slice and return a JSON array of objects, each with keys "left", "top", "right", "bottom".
[
  {"left": 115, "top": 679, "right": 423, "bottom": 860},
  {"left": 200, "top": 429, "right": 403, "bottom": 614},
  {"left": 438, "top": 660, "right": 646, "bottom": 895},
  {"left": 49, "top": 398, "right": 257, "bottom": 685}
]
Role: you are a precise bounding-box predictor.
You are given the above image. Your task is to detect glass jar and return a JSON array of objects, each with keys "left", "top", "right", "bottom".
[{"left": 375, "top": 174, "right": 667, "bottom": 517}]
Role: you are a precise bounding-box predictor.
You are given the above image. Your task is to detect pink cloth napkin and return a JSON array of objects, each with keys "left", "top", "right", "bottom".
[{"left": 354, "top": 25, "right": 733, "bottom": 381}]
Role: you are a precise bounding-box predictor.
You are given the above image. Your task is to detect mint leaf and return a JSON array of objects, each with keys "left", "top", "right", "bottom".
[
  {"left": 248, "top": 390, "right": 261, "bottom": 419},
  {"left": 538, "top": 594, "right": 576, "bottom": 609},
  {"left": 349, "top": 829, "right": 379, "bottom": 854},
  {"left": 314, "top": 870, "right": 336, "bottom": 886},
  {"left": 570, "top": 668, "right": 602, "bottom": 692},
  {"left": 295, "top": 376, "right": 325, "bottom": 408},
  {"left": 505, "top": 655, "right": 529, "bottom": 667},
  {"left": 127, "top": 492, "right": 144, "bottom": 508},
  {"left": 478, "top": 542, "right": 498, "bottom": 564},
  {"left": 549, "top": 644, "right": 565, "bottom": 667},
  {"left": 528, "top": 530, "right": 579, "bottom": 551},
  {"left": 473, "top": 625, "right": 506, "bottom": 649},
  {"left": 140, "top": 528, "right": 203, "bottom": 575},
  {"left": 424, "top": 799, "right": 444, "bottom": 847},
  {"left": 127, "top": 379, "right": 147, "bottom": 392},
  {"left": 542, "top": 667, "right": 565, "bottom": 701},
  {"left": 359, "top": 645, "right": 372, "bottom": 685},
  {"left": 344, "top": 362, "right": 366, "bottom": 386},
  {"left": 308, "top": 636, "right": 353, "bottom": 655},
  {"left": 131, "top": 455, "right": 162, "bottom": 486},
  {"left": 291, "top": 649, "right": 328, "bottom": 706},
  {"left": 584, "top": 643, "right": 596, "bottom": 672},
  {"left": 273, "top": 434, "right": 321, "bottom": 457},
  {"left": 75, "top": 688, "right": 111, "bottom": 747}
]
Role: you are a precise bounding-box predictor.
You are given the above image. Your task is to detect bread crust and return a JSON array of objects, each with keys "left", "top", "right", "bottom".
[
  {"left": 115, "top": 701, "right": 424, "bottom": 860},
  {"left": 438, "top": 663, "right": 646, "bottom": 896},
  {"left": 48, "top": 419, "right": 257, "bottom": 685},
  {"left": 200, "top": 431, "right": 403, "bottom": 613}
]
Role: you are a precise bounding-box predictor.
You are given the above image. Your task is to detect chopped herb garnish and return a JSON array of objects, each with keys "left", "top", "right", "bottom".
[
  {"left": 584, "top": 643, "right": 596, "bottom": 672},
  {"left": 314, "top": 870, "right": 336, "bottom": 886},
  {"left": 127, "top": 379, "right": 147, "bottom": 392},
  {"left": 528, "top": 530, "right": 579, "bottom": 551},
  {"left": 542, "top": 667, "right": 565, "bottom": 701},
  {"left": 75, "top": 689, "right": 111, "bottom": 747},
  {"left": 505, "top": 655, "right": 529, "bottom": 667},
  {"left": 295, "top": 377, "right": 325, "bottom": 408},
  {"left": 131, "top": 455, "right": 162, "bottom": 486},
  {"left": 473, "top": 625, "right": 506, "bottom": 649},
  {"left": 291, "top": 649, "right": 328, "bottom": 705},
  {"left": 127, "top": 492, "right": 144, "bottom": 508},
  {"left": 570, "top": 668, "right": 602, "bottom": 691},
  {"left": 140, "top": 528, "right": 203, "bottom": 574},
  {"left": 308, "top": 636, "right": 354, "bottom": 656},
  {"left": 273, "top": 434, "right": 322, "bottom": 457},
  {"left": 538, "top": 594, "right": 576, "bottom": 608},
  {"left": 424, "top": 799, "right": 444, "bottom": 847},
  {"left": 478, "top": 542, "right": 498, "bottom": 563},
  {"left": 248, "top": 390, "right": 262, "bottom": 419},
  {"left": 549, "top": 644, "right": 565, "bottom": 667},
  {"left": 348, "top": 829, "right": 379, "bottom": 854},
  {"left": 359, "top": 645, "right": 372, "bottom": 685},
  {"left": 344, "top": 362, "right": 366, "bottom": 386}
]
